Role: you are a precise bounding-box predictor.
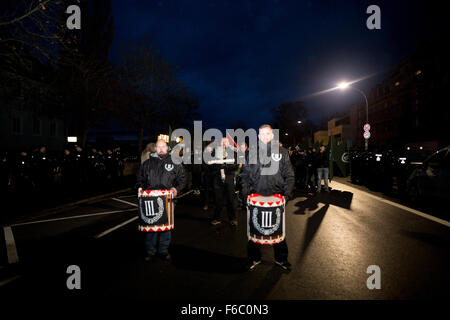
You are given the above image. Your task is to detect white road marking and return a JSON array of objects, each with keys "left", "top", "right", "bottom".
[
  {"left": 3, "top": 226, "right": 19, "bottom": 264},
  {"left": 0, "top": 275, "right": 21, "bottom": 287},
  {"left": 11, "top": 208, "right": 137, "bottom": 227},
  {"left": 331, "top": 180, "right": 450, "bottom": 227},
  {"left": 111, "top": 197, "right": 138, "bottom": 207},
  {"left": 94, "top": 198, "right": 140, "bottom": 238},
  {"left": 94, "top": 216, "right": 138, "bottom": 239}
]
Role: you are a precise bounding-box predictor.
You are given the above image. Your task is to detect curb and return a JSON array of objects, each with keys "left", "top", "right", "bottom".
[{"left": 4, "top": 187, "right": 133, "bottom": 227}]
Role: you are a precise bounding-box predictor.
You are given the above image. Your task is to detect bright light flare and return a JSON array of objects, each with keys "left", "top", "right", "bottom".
[{"left": 337, "top": 81, "right": 350, "bottom": 90}]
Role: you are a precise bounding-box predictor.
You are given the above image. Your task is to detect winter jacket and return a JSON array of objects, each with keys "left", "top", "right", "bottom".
[
  {"left": 239, "top": 142, "right": 295, "bottom": 202},
  {"left": 136, "top": 153, "right": 186, "bottom": 192}
]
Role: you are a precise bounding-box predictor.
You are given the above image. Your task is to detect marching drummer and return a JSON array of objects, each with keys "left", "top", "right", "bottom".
[
  {"left": 240, "top": 124, "right": 295, "bottom": 271},
  {"left": 136, "top": 139, "right": 186, "bottom": 262}
]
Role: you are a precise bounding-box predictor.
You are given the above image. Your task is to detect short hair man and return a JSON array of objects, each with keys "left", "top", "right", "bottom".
[
  {"left": 136, "top": 139, "right": 186, "bottom": 261},
  {"left": 240, "top": 124, "right": 295, "bottom": 271}
]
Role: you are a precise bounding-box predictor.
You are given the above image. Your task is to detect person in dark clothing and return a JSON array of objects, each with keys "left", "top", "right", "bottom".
[
  {"left": 136, "top": 139, "right": 186, "bottom": 262},
  {"left": 240, "top": 124, "right": 295, "bottom": 271},
  {"left": 306, "top": 147, "right": 317, "bottom": 193},
  {"left": 31, "top": 145, "right": 53, "bottom": 191},
  {"left": 316, "top": 145, "right": 330, "bottom": 192},
  {"left": 295, "top": 149, "right": 308, "bottom": 190},
  {"left": 12, "top": 151, "right": 33, "bottom": 191},
  {"left": 201, "top": 145, "right": 214, "bottom": 210},
  {"left": 59, "top": 148, "right": 76, "bottom": 190},
  {"left": 209, "top": 138, "right": 239, "bottom": 226}
]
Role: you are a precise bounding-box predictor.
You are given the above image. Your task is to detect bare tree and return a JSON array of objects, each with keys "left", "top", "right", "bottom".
[{"left": 114, "top": 40, "right": 198, "bottom": 153}]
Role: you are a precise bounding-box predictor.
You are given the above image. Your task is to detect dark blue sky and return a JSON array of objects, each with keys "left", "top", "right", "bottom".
[{"left": 109, "top": 0, "right": 436, "bottom": 130}]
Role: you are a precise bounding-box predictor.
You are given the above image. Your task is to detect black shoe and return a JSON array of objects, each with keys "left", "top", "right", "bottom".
[
  {"left": 160, "top": 252, "right": 171, "bottom": 261},
  {"left": 144, "top": 253, "right": 156, "bottom": 262},
  {"left": 210, "top": 219, "right": 222, "bottom": 226},
  {"left": 245, "top": 259, "right": 262, "bottom": 271},
  {"left": 275, "top": 260, "right": 291, "bottom": 271}
]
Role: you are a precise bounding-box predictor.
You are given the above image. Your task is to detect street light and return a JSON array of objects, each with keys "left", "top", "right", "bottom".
[{"left": 338, "top": 81, "right": 369, "bottom": 150}]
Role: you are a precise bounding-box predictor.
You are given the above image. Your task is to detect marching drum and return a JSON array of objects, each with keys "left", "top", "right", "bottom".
[
  {"left": 247, "top": 194, "right": 285, "bottom": 245},
  {"left": 138, "top": 189, "right": 174, "bottom": 232}
]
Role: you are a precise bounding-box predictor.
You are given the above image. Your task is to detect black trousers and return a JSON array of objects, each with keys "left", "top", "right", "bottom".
[
  {"left": 213, "top": 175, "right": 236, "bottom": 221},
  {"left": 247, "top": 239, "right": 289, "bottom": 262}
]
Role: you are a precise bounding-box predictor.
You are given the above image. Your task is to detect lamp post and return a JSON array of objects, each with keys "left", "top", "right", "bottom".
[{"left": 338, "top": 82, "right": 369, "bottom": 150}]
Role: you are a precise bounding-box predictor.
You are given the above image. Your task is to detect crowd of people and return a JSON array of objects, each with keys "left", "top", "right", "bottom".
[
  {"left": 1, "top": 145, "right": 128, "bottom": 195},
  {"left": 135, "top": 125, "right": 336, "bottom": 271},
  {"left": 288, "top": 145, "right": 331, "bottom": 194}
]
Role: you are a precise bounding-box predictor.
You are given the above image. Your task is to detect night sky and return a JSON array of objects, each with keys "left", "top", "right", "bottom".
[{"left": 109, "top": 0, "right": 441, "bottom": 131}]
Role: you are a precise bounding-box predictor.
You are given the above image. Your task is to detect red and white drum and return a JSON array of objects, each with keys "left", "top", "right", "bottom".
[
  {"left": 247, "top": 194, "right": 285, "bottom": 245},
  {"left": 138, "top": 189, "right": 174, "bottom": 232}
]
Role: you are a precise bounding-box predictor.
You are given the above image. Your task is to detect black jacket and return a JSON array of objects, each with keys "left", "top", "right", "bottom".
[
  {"left": 208, "top": 146, "right": 239, "bottom": 180},
  {"left": 315, "top": 150, "right": 329, "bottom": 168},
  {"left": 136, "top": 153, "right": 186, "bottom": 192},
  {"left": 239, "top": 143, "right": 295, "bottom": 201}
]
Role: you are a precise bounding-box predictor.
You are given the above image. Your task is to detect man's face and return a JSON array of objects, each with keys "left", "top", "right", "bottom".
[
  {"left": 156, "top": 140, "right": 168, "bottom": 156},
  {"left": 258, "top": 127, "right": 274, "bottom": 144},
  {"left": 40, "top": 146, "right": 46, "bottom": 153},
  {"left": 320, "top": 146, "right": 325, "bottom": 152},
  {"left": 64, "top": 149, "right": 70, "bottom": 156}
]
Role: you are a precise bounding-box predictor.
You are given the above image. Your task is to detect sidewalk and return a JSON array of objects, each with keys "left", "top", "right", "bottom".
[{"left": 332, "top": 176, "right": 449, "bottom": 222}]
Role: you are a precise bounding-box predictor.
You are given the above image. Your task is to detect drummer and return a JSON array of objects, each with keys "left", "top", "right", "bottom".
[
  {"left": 240, "top": 124, "right": 295, "bottom": 271},
  {"left": 136, "top": 139, "right": 186, "bottom": 262}
]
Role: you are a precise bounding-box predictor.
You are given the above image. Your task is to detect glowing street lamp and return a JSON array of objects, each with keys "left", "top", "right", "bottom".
[{"left": 338, "top": 81, "right": 369, "bottom": 150}]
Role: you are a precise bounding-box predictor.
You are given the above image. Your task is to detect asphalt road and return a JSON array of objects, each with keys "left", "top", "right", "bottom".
[{"left": 1, "top": 179, "right": 449, "bottom": 301}]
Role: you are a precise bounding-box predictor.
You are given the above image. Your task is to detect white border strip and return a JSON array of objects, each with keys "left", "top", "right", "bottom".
[
  {"left": 331, "top": 181, "right": 450, "bottom": 227},
  {"left": 4, "top": 226, "right": 19, "bottom": 264}
]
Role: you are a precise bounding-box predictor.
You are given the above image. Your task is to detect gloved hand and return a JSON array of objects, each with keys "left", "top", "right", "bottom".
[{"left": 138, "top": 187, "right": 142, "bottom": 196}]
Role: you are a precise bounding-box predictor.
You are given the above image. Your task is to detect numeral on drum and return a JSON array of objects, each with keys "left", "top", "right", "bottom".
[
  {"left": 261, "top": 211, "right": 273, "bottom": 228},
  {"left": 144, "top": 200, "right": 156, "bottom": 216}
]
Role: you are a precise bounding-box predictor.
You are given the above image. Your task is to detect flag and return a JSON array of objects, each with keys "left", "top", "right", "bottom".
[
  {"left": 334, "top": 139, "right": 348, "bottom": 177},
  {"left": 226, "top": 131, "right": 240, "bottom": 151}
]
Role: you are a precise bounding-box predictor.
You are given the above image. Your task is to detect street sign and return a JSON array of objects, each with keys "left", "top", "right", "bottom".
[
  {"left": 363, "top": 131, "right": 371, "bottom": 139},
  {"left": 363, "top": 123, "right": 371, "bottom": 131}
]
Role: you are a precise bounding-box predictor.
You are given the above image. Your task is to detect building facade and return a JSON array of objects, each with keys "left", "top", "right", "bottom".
[{"left": 350, "top": 50, "right": 450, "bottom": 151}]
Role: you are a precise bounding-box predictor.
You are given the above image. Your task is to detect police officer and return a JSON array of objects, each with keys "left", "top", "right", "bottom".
[
  {"left": 209, "top": 137, "right": 239, "bottom": 226},
  {"left": 113, "top": 146, "right": 124, "bottom": 178},
  {"left": 12, "top": 151, "right": 32, "bottom": 191},
  {"left": 31, "top": 145, "right": 53, "bottom": 191},
  {"left": 240, "top": 124, "right": 295, "bottom": 271},
  {"left": 136, "top": 139, "right": 186, "bottom": 262},
  {"left": 59, "top": 147, "right": 77, "bottom": 191},
  {"left": 295, "top": 149, "right": 308, "bottom": 190}
]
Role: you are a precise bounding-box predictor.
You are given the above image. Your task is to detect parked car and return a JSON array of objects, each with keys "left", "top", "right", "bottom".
[{"left": 406, "top": 146, "right": 450, "bottom": 203}]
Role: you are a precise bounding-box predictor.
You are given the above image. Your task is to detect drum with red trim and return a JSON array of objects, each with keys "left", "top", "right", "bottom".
[
  {"left": 138, "top": 189, "right": 174, "bottom": 232},
  {"left": 247, "top": 194, "right": 285, "bottom": 245}
]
